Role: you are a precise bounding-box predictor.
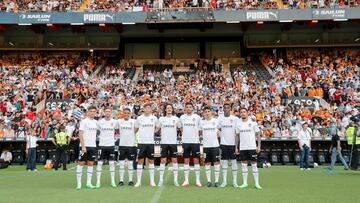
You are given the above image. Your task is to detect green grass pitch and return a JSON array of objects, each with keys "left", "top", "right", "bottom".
[{"left": 1, "top": 164, "right": 359, "bottom": 203}]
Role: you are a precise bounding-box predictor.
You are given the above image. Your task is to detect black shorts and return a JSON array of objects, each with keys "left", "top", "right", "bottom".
[
  {"left": 182, "top": 143, "right": 200, "bottom": 158},
  {"left": 98, "top": 146, "right": 115, "bottom": 161},
  {"left": 160, "top": 144, "right": 178, "bottom": 158},
  {"left": 138, "top": 144, "right": 154, "bottom": 160},
  {"left": 118, "top": 146, "right": 137, "bottom": 161},
  {"left": 79, "top": 147, "right": 97, "bottom": 162},
  {"left": 220, "top": 145, "right": 236, "bottom": 160},
  {"left": 203, "top": 147, "right": 220, "bottom": 163},
  {"left": 240, "top": 150, "right": 257, "bottom": 162}
]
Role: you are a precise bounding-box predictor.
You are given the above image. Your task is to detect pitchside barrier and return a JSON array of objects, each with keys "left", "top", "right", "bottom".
[{"left": 1, "top": 136, "right": 352, "bottom": 166}]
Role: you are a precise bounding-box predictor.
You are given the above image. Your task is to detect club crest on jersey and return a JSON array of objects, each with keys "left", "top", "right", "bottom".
[{"left": 249, "top": 123, "right": 252, "bottom": 127}]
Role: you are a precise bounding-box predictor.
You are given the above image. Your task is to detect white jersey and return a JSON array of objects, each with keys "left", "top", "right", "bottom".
[
  {"left": 79, "top": 118, "right": 98, "bottom": 147},
  {"left": 97, "top": 118, "right": 118, "bottom": 147},
  {"left": 179, "top": 114, "right": 201, "bottom": 144},
  {"left": 118, "top": 118, "right": 136, "bottom": 147},
  {"left": 157, "top": 116, "right": 179, "bottom": 144},
  {"left": 200, "top": 118, "right": 220, "bottom": 148},
  {"left": 135, "top": 115, "right": 157, "bottom": 144},
  {"left": 217, "top": 115, "right": 239, "bottom": 146},
  {"left": 236, "top": 119, "right": 260, "bottom": 150}
]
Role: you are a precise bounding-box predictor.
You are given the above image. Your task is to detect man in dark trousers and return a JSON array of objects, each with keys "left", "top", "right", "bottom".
[
  {"left": 346, "top": 121, "right": 360, "bottom": 170},
  {"left": 52, "top": 125, "right": 70, "bottom": 170}
]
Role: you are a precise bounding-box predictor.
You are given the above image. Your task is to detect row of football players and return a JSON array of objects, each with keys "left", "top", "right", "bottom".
[{"left": 75, "top": 102, "right": 262, "bottom": 190}]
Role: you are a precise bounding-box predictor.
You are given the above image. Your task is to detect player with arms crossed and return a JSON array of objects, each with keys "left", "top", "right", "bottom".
[
  {"left": 76, "top": 106, "right": 98, "bottom": 190},
  {"left": 179, "top": 102, "right": 202, "bottom": 187},
  {"left": 134, "top": 103, "right": 158, "bottom": 187},
  {"left": 236, "top": 107, "right": 262, "bottom": 190},
  {"left": 118, "top": 108, "right": 136, "bottom": 186},
  {"left": 96, "top": 107, "right": 118, "bottom": 188},
  {"left": 156, "top": 104, "right": 180, "bottom": 187},
  {"left": 200, "top": 106, "right": 221, "bottom": 188},
  {"left": 217, "top": 103, "right": 240, "bottom": 188}
]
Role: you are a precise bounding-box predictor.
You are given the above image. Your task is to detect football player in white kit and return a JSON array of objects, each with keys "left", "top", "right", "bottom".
[
  {"left": 156, "top": 104, "right": 180, "bottom": 187},
  {"left": 217, "top": 103, "right": 240, "bottom": 188},
  {"left": 179, "top": 102, "right": 202, "bottom": 187},
  {"left": 200, "top": 106, "right": 221, "bottom": 188},
  {"left": 134, "top": 103, "right": 158, "bottom": 187},
  {"left": 96, "top": 107, "right": 118, "bottom": 188},
  {"left": 118, "top": 108, "right": 136, "bottom": 187},
  {"left": 76, "top": 106, "right": 98, "bottom": 190},
  {"left": 236, "top": 107, "right": 262, "bottom": 190}
]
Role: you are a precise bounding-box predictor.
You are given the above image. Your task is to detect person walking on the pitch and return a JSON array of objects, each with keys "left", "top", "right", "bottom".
[
  {"left": 179, "top": 102, "right": 202, "bottom": 187},
  {"left": 156, "top": 104, "right": 180, "bottom": 187},
  {"left": 52, "top": 125, "right": 70, "bottom": 170},
  {"left": 329, "top": 128, "right": 349, "bottom": 170},
  {"left": 236, "top": 107, "right": 262, "bottom": 190},
  {"left": 96, "top": 107, "right": 118, "bottom": 188},
  {"left": 76, "top": 106, "right": 98, "bottom": 190},
  {"left": 134, "top": 103, "right": 158, "bottom": 187},
  {"left": 118, "top": 108, "right": 137, "bottom": 187},
  {"left": 297, "top": 122, "right": 312, "bottom": 171},
  {"left": 218, "top": 103, "right": 240, "bottom": 188},
  {"left": 200, "top": 106, "right": 221, "bottom": 188}
]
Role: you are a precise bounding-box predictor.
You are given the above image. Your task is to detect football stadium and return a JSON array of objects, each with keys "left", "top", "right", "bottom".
[{"left": 0, "top": 1, "right": 360, "bottom": 203}]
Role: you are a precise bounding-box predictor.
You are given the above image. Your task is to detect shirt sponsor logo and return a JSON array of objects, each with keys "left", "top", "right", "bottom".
[
  {"left": 183, "top": 123, "right": 196, "bottom": 127},
  {"left": 238, "top": 129, "right": 252, "bottom": 133},
  {"left": 141, "top": 124, "right": 155, "bottom": 127},
  {"left": 163, "top": 125, "right": 176, "bottom": 128},
  {"left": 100, "top": 128, "right": 114, "bottom": 131},
  {"left": 203, "top": 128, "right": 216, "bottom": 131},
  {"left": 121, "top": 127, "right": 133, "bottom": 130}
]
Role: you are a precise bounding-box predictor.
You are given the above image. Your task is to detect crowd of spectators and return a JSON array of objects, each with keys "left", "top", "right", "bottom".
[
  {"left": 0, "top": 48, "right": 359, "bottom": 141},
  {"left": 85, "top": 0, "right": 277, "bottom": 12},
  {"left": 0, "top": 0, "right": 82, "bottom": 12},
  {"left": 0, "top": 53, "right": 100, "bottom": 139},
  {"left": 281, "top": 0, "right": 359, "bottom": 9},
  {"left": 261, "top": 49, "right": 359, "bottom": 137}
]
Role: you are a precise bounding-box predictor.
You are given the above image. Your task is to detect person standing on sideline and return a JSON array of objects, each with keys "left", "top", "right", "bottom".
[
  {"left": 76, "top": 106, "right": 98, "bottom": 190},
  {"left": 26, "top": 127, "right": 39, "bottom": 171},
  {"left": 346, "top": 122, "right": 360, "bottom": 170},
  {"left": 52, "top": 125, "right": 70, "bottom": 170},
  {"left": 236, "top": 107, "right": 262, "bottom": 190},
  {"left": 297, "top": 122, "right": 312, "bottom": 171},
  {"left": 329, "top": 128, "right": 349, "bottom": 170},
  {"left": 217, "top": 103, "right": 240, "bottom": 188}
]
